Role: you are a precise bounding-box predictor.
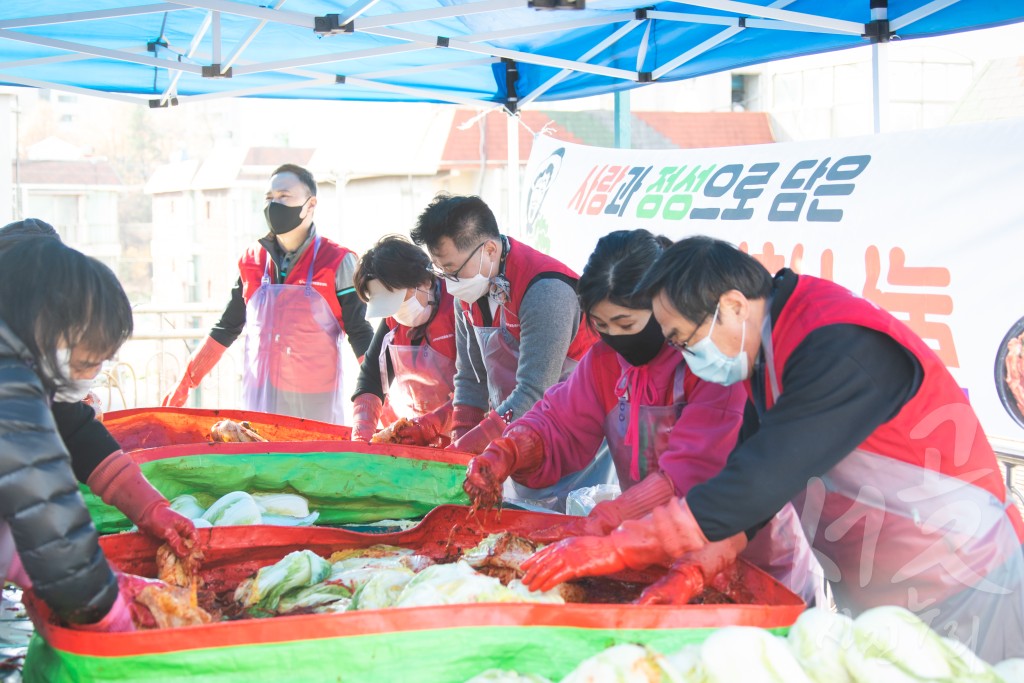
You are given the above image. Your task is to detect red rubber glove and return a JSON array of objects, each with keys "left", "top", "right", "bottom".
[
  {"left": 161, "top": 336, "right": 227, "bottom": 407},
  {"left": 463, "top": 424, "right": 544, "bottom": 509},
  {"left": 520, "top": 498, "right": 709, "bottom": 592},
  {"left": 530, "top": 473, "right": 676, "bottom": 542},
  {"left": 72, "top": 593, "right": 135, "bottom": 633},
  {"left": 450, "top": 404, "right": 486, "bottom": 442},
  {"left": 451, "top": 410, "right": 507, "bottom": 455},
  {"left": 351, "top": 394, "right": 383, "bottom": 442},
  {"left": 392, "top": 400, "right": 454, "bottom": 446},
  {"left": 635, "top": 531, "right": 748, "bottom": 605},
  {"left": 87, "top": 450, "right": 198, "bottom": 558}
]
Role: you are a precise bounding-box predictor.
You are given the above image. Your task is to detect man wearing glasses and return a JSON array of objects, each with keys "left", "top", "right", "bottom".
[
  {"left": 409, "top": 194, "right": 599, "bottom": 476},
  {"left": 521, "top": 235, "right": 1024, "bottom": 663},
  {"left": 162, "top": 164, "right": 373, "bottom": 423}
]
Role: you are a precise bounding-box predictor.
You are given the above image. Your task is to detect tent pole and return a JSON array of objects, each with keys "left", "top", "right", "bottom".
[
  {"left": 871, "top": 42, "right": 889, "bottom": 134},
  {"left": 507, "top": 112, "right": 521, "bottom": 237},
  {"left": 0, "top": 93, "right": 12, "bottom": 223},
  {"left": 870, "top": 0, "right": 889, "bottom": 134},
  {"left": 614, "top": 90, "right": 631, "bottom": 148}
]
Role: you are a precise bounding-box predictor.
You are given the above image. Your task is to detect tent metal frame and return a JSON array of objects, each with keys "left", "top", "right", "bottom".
[{"left": 0, "top": 0, "right": 979, "bottom": 110}]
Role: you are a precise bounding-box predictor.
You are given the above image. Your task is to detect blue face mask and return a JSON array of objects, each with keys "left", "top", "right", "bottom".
[{"left": 682, "top": 304, "right": 749, "bottom": 386}]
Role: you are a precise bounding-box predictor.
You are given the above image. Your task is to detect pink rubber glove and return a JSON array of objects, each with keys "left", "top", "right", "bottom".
[
  {"left": 161, "top": 336, "right": 227, "bottom": 407},
  {"left": 72, "top": 593, "right": 135, "bottom": 633},
  {"left": 635, "top": 532, "right": 748, "bottom": 605},
  {"left": 83, "top": 391, "right": 104, "bottom": 421},
  {"left": 451, "top": 410, "right": 507, "bottom": 455},
  {"left": 531, "top": 473, "right": 676, "bottom": 542},
  {"left": 391, "top": 400, "right": 454, "bottom": 446},
  {"left": 520, "top": 498, "right": 709, "bottom": 592},
  {"left": 351, "top": 394, "right": 383, "bottom": 442},
  {"left": 463, "top": 424, "right": 544, "bottom": 509},
  {"left": 87, "top": 450, "right": 198, "bottom": 558}
]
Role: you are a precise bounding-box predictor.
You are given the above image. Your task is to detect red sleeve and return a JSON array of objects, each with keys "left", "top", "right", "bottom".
[
  {"left": 657, "top": 369, "right": 747, "bottom": 496},
  {"left": 514, "top": 343, "right": 620, "bottom": 489}
]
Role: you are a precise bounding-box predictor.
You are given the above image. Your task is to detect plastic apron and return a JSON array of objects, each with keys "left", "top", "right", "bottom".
[
  {"left": 378, "top": 327, "right": 456, "bottom": 422},
  {"left": 241, "top": 238, "right": 346, "bottom": 424},
  {"left": 473, "top": 306, "right": 616, "bottom": 511},
  {"left": 604, "top": 364, "right": 821, "bottom": 605},
  {"left": 0, "top": 522, "right": 12, "bottom": 583},
  {"left": 761, "top": 314, "right": 1024, "bottom": 661}
]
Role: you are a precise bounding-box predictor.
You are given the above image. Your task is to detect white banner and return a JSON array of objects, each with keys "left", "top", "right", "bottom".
[{"left": 520, "top": 118, "right": 1024, "bottom": 442}]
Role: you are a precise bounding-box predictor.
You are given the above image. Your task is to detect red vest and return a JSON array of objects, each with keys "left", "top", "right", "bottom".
[
  {"left": 385, "top": 281, "right": 457, "bottom": 360},
  {"left": 238, "top": 235, "right": 350, "bottom": 331},
  {"left": 767, "top": 275, "right": 1024, "bottom": 541},
  {"left": 458, "top": 237, "right": 598, "bottom": 361}
]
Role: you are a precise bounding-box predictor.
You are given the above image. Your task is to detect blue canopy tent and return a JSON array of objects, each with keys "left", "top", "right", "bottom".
[
  {"left": 0, "top": 1, "right": 1021, "bottom": 224},
  {"left": 0, "top": 1, "right": 1020, "bottom": 108}
]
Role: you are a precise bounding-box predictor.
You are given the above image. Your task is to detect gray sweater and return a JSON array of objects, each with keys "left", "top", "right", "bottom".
[{"left": 454, "top": 277, "right": 581, "bottom": 421}]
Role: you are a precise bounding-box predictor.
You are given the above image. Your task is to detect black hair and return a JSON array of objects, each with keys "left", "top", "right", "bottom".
[
  {"left": 0, "top": 239, "right": 133, "bottom": 394},
  {"left": 578, "top": 229, "right": 672, "bottom": 319},
  {"left": 271, "top": 163, "right": 317, "bottom": 197},
  {"left": 0, "top": 218, "right": 60, "bottom": 254},
  {"left": 410, "top": 193, "right": 500, "bottom": 251},
  {"left": 353, "top": 235, "right": 434, "bottom": 303},
  {"left": 634, "top": 235, "right": 773, "bottom": 322}
]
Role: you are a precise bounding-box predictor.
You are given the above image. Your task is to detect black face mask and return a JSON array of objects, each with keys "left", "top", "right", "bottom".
[
  {"left": 599, "top": 315, "right": 665, "bottom": 367},
  {"left": 264, "top": 198, "right": 309, "bottom": 235}
]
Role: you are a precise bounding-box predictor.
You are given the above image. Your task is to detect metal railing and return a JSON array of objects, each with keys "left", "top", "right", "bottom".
[
  {"left": 993, "top": 437, "right": 1024, "bottom": 517},
  {"left": 92, "top": 303, "right": 242, "bottom": 411}
]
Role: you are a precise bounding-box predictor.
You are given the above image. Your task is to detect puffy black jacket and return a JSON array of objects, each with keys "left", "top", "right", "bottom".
[{"left": 0, "top": 318, "right": 118, "bottom": 625}]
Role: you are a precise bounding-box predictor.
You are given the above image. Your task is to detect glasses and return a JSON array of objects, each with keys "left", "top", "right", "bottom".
[
  {"left": 429, "top": 242, "right": 485, "bottom": 282},
  {"left": 667, "top": 315, "right": 709, "bottom": 356}
]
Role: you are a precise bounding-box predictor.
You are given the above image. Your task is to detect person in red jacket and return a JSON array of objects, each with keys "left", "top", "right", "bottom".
[
  {"left": 349, "top": 235, "right": 457, "bottom": 442},
  {"left": 162, "top": 164, "right": 373, "bottom": 423},
  {"left": 408, "top": 194, "right": 607, "bottom": 506},
  {"left": 522, "top": 235, "right": 1024, "bottom": 662},
  {"left": 463, "top": 230, "right": 818, "bottom": 600},
  {"left": 408, "top": 194, "right": 598, "bottom": 448}
]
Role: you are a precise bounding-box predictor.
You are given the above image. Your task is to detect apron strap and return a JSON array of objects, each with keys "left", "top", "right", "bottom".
[
  {"left": 671, "top": 361, "right": 688, "bottom": 404},
  {"left": 378, "top": 327, "right": 398, "bottom": 393},
  {"left": 616, "top": 364, "right": 661, "bottom": 482},
  {"left": 305, "top": 236, "right": 321, "bottom": 296},
  {"left": 760, "top": 295, "right": 781, "bottom": 402},
  {"left": 261, "top": 255, "right": 272, "bottom": 286}
]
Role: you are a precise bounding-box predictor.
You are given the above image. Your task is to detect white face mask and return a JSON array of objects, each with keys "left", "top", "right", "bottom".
[
  {"left": 393, "top": 289, "right": 433, "bottom": 327},
  {"left": 681, "top": 304, "right": 749, "bottom": 386},
  {"left": 52, "top": 348, "right": 99, "bottom": 403},
  {"left": 445, "top": 250, "right": 494, "bottom": 303}
]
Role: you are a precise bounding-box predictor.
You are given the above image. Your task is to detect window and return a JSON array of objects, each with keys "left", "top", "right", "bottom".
[{"left": 731, "top": 73, "right": 759, "bottom": 111}]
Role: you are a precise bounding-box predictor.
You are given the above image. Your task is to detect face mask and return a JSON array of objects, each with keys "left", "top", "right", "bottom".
[
  {"left": 599, "top": 315, "right": 665, "bottom": 367},
  {"left": 393, "top": 290, "right": 433, "bottom": 327},
  {"left": 682, "top": 304, "right": 749, "bottom": 386},
  {"left": 264, "top": 198, "right": 309, "bottom": 235},
  {"left": 51, "top": 348, "right": 98, "bottom": 403},
  {"left": 445, "top": 250, "right": 493, "bottom": 303}
]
